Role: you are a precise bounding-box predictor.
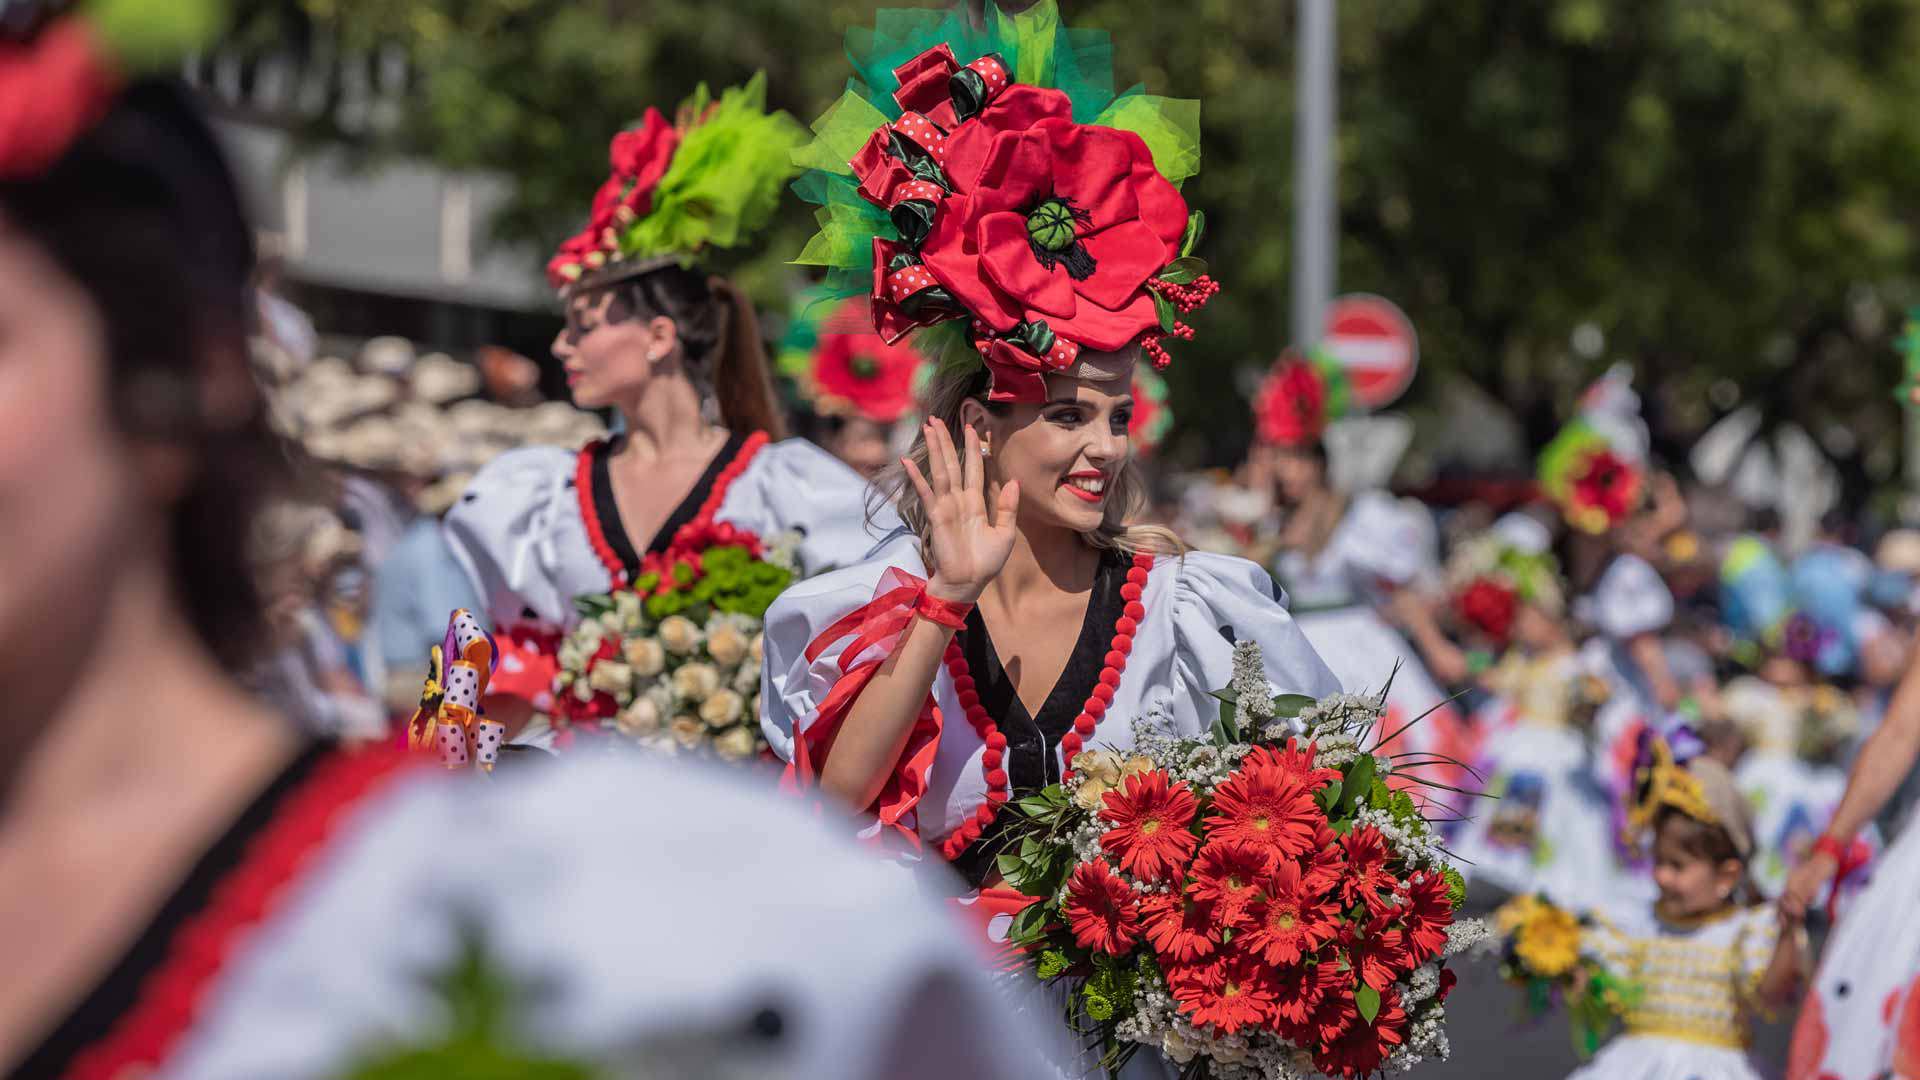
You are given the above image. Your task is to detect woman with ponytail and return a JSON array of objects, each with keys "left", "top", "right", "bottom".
[{"left": 444, "top": 77, "right": 898, "bottom": 724}]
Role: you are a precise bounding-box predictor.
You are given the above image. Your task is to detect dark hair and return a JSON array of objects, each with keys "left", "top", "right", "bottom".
[
  {"left": 0, "top": 80, "right": 284, "bottom": 667},
  {"left": 604, "top": 265, "right": 787, "bottom": 440}
]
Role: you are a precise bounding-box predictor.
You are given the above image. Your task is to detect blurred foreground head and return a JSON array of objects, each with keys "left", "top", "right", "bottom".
[{"left": 0, "top": 77, "right": 282, "bottom": 712}]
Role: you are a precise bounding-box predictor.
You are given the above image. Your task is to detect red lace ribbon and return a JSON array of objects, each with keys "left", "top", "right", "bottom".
[{"left": 781, "top": 567, "right": 950, "bottom": 848}]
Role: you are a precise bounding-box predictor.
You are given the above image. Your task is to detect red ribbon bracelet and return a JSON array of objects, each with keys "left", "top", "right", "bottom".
[{"left": 914, "top": 590, "right": 974, "bottom": 630}]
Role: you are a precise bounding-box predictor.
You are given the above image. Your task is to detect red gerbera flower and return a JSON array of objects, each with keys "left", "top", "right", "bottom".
[
  {"left": 1289, "top": 966, "right": 1361, "bottom": 1046},
  {"left": 1314, "top": 987, "right": 1408, "bottom": 1079},
  {"left": 1170, "top": 951, "right": 1279, "bottom": 1036},
  {"left": 1099, "top": 770, "right": 1200, "bottom": 882},
  {"left": 1348, "top": 911, "right": 1416, "bottom": 991},
  {"left": 1204, "top": 762, "right": 1318, "bottom": 858},
  {"left": 1268, "top": 952, "right": 1344, "bottom": 1030},
  {"left": 1242, "top": 859, "right": 1341, "bottom": 967},
  {"left": 1187, "top": 840, "right": 1276, "bottom": 923},
  {"left": 1242, "top": 740, "right": 1342, "bottom": 789},
  {"left": 1455, "top": 576, "right": 1518, "bottom": 642},
  {"left": 1062, "top": 860, "right": 1141, "bottom": 956},
  {"left": 1570, "top": 448, "right": 1642, "bottom": 527},
  {"left": 1436, "top": 966, "right": 1458, "bottom": 1003},
  {"left": 1340, "top": 826, "right": 1402, "bottom": 917},
  {"left": 1138, "top": 890, "right": 1221, "bottom": 963},
  {"left": 1400, "top": 870, "right": 1455, "bottom": 964},
  {"left": 1302, "top": 822, "right": 1348, "bottom": 896}
]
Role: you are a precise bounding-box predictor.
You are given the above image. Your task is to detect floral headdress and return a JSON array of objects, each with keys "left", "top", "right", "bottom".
[
  {"left": 0, "top": 0, "right": 226, "bottom": 179},
  {"left": 1537, "top": 364, "right": 1649, "bottom": 534},
  {"left": 1250, "top": 347, "right": 1350, "bottom": 448},
  {"left": 776, "top": 291, "right": 927, "bottom": 424},
  {"left": 1444, "top": 521, "right": 1564, "bottom": 643},
  {"left": 546, "top": 74, "right": 804, "bottom": 295},
  {"left": 1623, "top": 727, "right": 1752, "bottom": 857},
  {"left": 791, "top": 1, "right": 1215, "bottom": 404}
]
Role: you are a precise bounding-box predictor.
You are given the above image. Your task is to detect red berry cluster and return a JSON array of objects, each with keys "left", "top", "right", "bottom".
[{"left": 1148, "top": 273, "right": 1221, "bottom": 314}]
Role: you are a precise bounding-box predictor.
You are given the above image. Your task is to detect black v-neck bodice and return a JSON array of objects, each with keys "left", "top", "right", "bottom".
[
  {"left": 589, "top": 431, "right": 749, "bottom": 576},
  {"left": 950, "top": 550, "right": 1128, "bottom": 887}
]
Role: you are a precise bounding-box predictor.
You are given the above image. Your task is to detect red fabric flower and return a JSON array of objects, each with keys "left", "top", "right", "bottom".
[
  {"left": 591, "top": 107, "right": 682, "bottom": 232},
  {"left": 1314, "top": 987, "right": 1408, "bottom": 1078},
  {"left": 1347, "top": 911, "right": 1415, "bottom": 991},
  {"left": 0, "top": 19, "right": 118, "bottom": 181},
  {"left": 1570, "top": 448, "right": 1642, "bottom": 526},
  {"left": 1187, "top": 840, "right": 1276, "bottom": 923},
  {"left": 1339, "top": 826, "right": 1402, "bottom": 917},
  {"left": 1400, "top": 870, "right": 1455, "bottom": 964},
  {"left": 1062, "top": 860, "right": 1140, "bottom": 956},
  {"left": 1098, "top": 770, "right": 1200, "bottom": 882},
  {"left": 809, "top": 319, "right": 925, "bottom": 424},
  {"left": 1169, "top": 951, "right": 1279, "bottom": 1036},
  {"left": 1204, "top": 761, "right": 1318, "bottom": 858},
  {"left": 1138, "top": 891, "right": 1221, "bottom": 964},
  {"left": 1456, "top": 576, "right": 1518, "bottom": 642},
  {"left": 1253, "top": 358, "right": 1328, "bottom": 448},
  {"left": 1242, "top": 859, "right": 1341, "bottom": 967}
]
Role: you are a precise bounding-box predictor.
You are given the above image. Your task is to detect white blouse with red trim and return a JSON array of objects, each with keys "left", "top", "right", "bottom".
[{"left": 760, "top": 543, "right": 1342, "bottom": 849}]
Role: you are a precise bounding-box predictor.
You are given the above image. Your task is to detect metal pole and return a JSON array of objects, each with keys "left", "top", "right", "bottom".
[{"left": 1292, "top": 0, "right": 1336, "bottom": 348}]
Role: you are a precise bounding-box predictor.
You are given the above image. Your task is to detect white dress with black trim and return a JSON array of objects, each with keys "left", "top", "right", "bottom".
[{"left": 443, "top": 431, "right": 897, "bottom": 708}]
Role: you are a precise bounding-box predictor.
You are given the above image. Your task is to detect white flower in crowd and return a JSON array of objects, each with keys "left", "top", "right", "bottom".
[
  {"left": 1444, "top": 917, "right": 1492, "bottom": 957},
  {"left": 714, "top": 725, "right": 758, "bottom": 761},
  {"left": 699, "top": 688, "right": 745, "bottom": 728},
  {"left": 597, "top": 610, "right": 624, "bottom": 636},
  {"left": 671, "top": 662, "right": 721, "bottom": 702},
  {"left": 615, "top": 696, "right": 661, "bottom": 736},
  {"left": 706, "top": 620, "right": 751, "bottom": 666},
  {"left": 1229, "top": 640, "right": 1275, "bottom": 730},
  {"left": 614, "top": 589, "right": 643, "bottom": 626},
  {"left": 657, "top": 614, "right": 703, "bottom": 656},
  {"left": 574, "top": 619, "right": 604, "bottom": 651},
  {"left": 623, "top": 636, "right": 666, "bottom": 677},
  {"left": 586, "top": 660, "right": 633, "bottom": 697}
]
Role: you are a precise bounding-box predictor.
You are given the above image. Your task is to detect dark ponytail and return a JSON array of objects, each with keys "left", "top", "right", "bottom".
[{"left": 609, "top": 266, "right": 786, "bottom": 439}]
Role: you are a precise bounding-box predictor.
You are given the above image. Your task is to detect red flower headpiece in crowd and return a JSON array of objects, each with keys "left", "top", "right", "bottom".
[
  {"left": 1251, "top": 349, "right": 1351, "bottom": 448},
  {"left": 0, "top": 0, "right": 224, "bottom": 180},
  {"left": 794, "top": 6, "right": 1216, "bottom": 404}
]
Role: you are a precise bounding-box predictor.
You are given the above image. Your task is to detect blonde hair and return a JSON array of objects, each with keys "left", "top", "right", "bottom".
[{"left": 872, "top": 350, "right": 1187, "bottom": 571}]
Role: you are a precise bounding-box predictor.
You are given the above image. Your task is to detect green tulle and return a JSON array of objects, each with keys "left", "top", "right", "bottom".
[
  {"left": 792, "top": 0, "right": 1202, "bottom": 368},
  {"left": 620, "top": 73, "right": 804, "bottom": 261}
]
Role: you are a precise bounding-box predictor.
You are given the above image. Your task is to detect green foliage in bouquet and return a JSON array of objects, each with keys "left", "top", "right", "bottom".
[
  {"left": 586, "top": 544, "right": 792, "bottom": 624},
  {"left": 1492, "top": 893, "right": 1641, "bottom": 1059}
]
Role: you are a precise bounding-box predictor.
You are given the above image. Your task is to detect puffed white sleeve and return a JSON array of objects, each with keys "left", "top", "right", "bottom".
[
  {"left": 1170, "top": 551, "right": 1343, "bottom": 705},
  {"left": 720, "top": 438, "right": 902, "bottom": 577},
  {"left": 1590, "top": 553, "right": 1674, "bottom": 639},
  {"left": 440, "top": 445, "right": 581, "bottom": 630},
  {"left": 759, "top": 558, "right": 899, "bottom": 762}
]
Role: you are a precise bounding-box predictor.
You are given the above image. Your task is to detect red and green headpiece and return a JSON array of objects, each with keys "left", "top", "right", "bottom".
[{"left": 792, "top": 1, "right": 1216, "bottom": 404}]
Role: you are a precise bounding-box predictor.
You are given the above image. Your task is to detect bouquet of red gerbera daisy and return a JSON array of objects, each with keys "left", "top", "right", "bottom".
[{"left": 994, "top": 642, "right": 1481, "bottom": 1078}]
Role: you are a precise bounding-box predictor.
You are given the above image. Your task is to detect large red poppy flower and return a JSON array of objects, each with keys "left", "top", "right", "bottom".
[
  {"left": 1062, "top": 860, "right": 1140, "bottom": 956},
  {"left": 1138, "top": 891, "right": 1221, "bottom": 963},
  {"left": 1098, "top": 770, "right": 1200, "bottom": 882},
  {"left": 1204, "top": 761, "right": 1318, "bottom": 857},
  {"left": 1187, "top": 840, "right": 1276, "bottom": 923},
  {"left": 1241, "top": 859, "right": 1341, "bottom": 967},
  {"left": 1400, "top": 870, "right": 1455, "bottom": 964},
  {"left": 1253, "top": 358, "right": 1328, "bottom": 448},
  {"left": 1570, "top": 447, "right": 1641, "bottom": 526},
  {"left": 1339, "top": 825, "right": 1403, "bottom": 917},
  {"left": 1314, "top": 987, "right": 1408, "bottom": 1078},
  {"left": 809, "top": 321, "right": 924, "bottom": 424},
  {"left": 1169, "top": 951, "right": 1279, "bottom": 1036}
]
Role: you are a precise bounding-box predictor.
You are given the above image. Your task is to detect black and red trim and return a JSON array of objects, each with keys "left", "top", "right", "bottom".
[{"left": 574, "top": 430, "right": 769, "bottom": 586}]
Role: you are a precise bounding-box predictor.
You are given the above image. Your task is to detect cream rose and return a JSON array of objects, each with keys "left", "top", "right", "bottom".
[
  {"left": 671, "top": 662, "right": 721, "bottom": 702},
  {"left": 597, "top": 610, "right": 624, "bottom": 636},
  {"left": 587, "top": 660, "right": 633, "bottom": 697},
  {"left": 670, "top": 715, "right": 705, "bottom": 750},
  {"left": 1071, "top": 749, "right": 1123, "bottom": 787},
  {"left": 714, "top": 725, "right": 758, "bottom": 761},
  {"left": 699, "top": 689, "right": 745, "bottom": 728},
  {"left": 1121, "top": 754, "right": 1155, "bottom": 779},
  {"left": 1160, "top": 1029, "right": 1199, "bottom": 1065},
  {"left": 657, "top": 615, "right": 703, "bottom": 656},
  {"left": 1074, "top": 778, "right": 1111, "bottom": 811},
  {"left": 623, "top": 636, "right": 666, "bottom": 677},
  {"left": 706, "top": 622, "right": 750, "bottom": 667},
  {"left": 614, "top": 590, "right": 643, "bottom": 626},
  {"left": 615, "top": 696, "right": 662, "bottom": 736}
]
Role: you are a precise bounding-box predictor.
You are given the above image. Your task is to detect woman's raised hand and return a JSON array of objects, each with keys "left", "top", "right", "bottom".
[{"left": 904, "top": 420, "right": 1020, "bottom": 605}]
